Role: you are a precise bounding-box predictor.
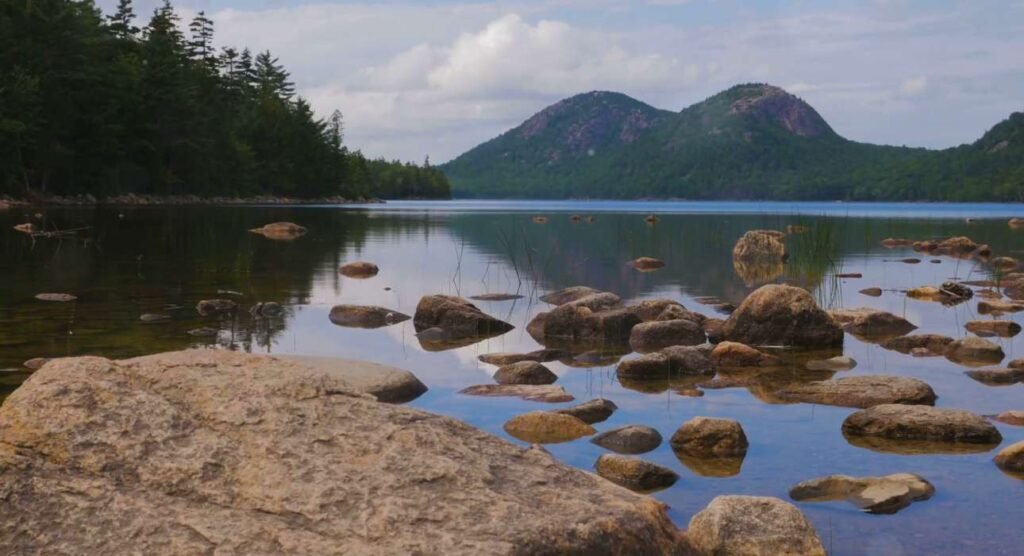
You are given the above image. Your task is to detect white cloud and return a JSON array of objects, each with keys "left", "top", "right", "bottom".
[{"left": 899, "top": 76, "right": 928, "bottom": 97}]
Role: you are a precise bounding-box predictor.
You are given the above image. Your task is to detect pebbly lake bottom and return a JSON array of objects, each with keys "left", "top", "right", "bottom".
[{"left": 2, "top": 200, "right": 1024, "bottom": 555}]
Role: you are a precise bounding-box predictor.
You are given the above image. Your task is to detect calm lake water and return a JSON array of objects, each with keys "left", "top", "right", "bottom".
[{"left": 2, "top": 200, "right": 1024, "bottom": 555}]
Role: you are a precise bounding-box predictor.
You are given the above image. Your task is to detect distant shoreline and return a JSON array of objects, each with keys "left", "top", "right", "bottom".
[{"left": 0, "top": 194, "right": 385, "bottom": 208}]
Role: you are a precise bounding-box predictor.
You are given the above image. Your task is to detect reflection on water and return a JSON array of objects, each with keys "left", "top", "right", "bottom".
[{"left": 3, "top": 201, "right": 1024, "bottom": 555}]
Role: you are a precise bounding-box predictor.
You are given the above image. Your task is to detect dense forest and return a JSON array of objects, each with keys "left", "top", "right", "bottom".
[
  {"left": 442, "top": 84, "right": 1024, "bottom": 201},
  {"left": 0, "top": 0, "right": 450, "bottom": 200}
]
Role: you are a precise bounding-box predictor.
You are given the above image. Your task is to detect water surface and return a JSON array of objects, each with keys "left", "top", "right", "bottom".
[{"left": 2, "top": 201, "right": 1023, "bottom": 555}]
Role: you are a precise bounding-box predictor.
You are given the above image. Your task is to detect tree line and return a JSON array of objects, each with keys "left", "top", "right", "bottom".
[{"left": 0, "top": 0, "right": 450, "bottom": 200}]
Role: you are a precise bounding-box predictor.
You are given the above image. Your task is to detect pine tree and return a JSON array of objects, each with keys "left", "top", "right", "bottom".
[{"left": 108, "top": 0, "right": 139, "bottom": 40}]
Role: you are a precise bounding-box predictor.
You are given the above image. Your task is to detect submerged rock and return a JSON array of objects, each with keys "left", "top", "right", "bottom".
[
  {"left": 994, "top": 410, "right": 1024, "bottom": 426},
  {"left": 459, "top": 384, "right": 574, "bottom": 403},
  {"left": 196, "top": 299, "right": 238, "bottom": 316},
  {"left": 338, "top": 261, "right": 379, "bottom": 278},
  {"left": 468, "top": 293, "right": 524, "bottom": 301},
  {"left": 990, "top": 256, "right": 1019, "bottom": 271},
  {"left": 789, "top": 473, "right": 935, "bottom": 514},
  {"left": 979, "top": 299, "right": 1024, "bottom": 315},
  {"left": 595, "top": 455, "right": 678, "bottom": 493},
  {"left": 721, "top": 285, "right": 843, "bottom": 347},
  {"left": 186, "top": 327, "right": 218, "bottom": 337},
  {"left": 881, "top": 334, "right": 954, "bottom": 355},
  {"left": 774, "top": 375, "right": 937, "bottom": 408},
  {"left": 139, "top": 313, "right": 171, "bottom": 323},
  {"left": 944, "top": 337, "right": 1005, "bottom": 366},
  {"left": 994, "top": 441, "right": 1024, "bottom": 475},
  {"left": 539, "top": 286, "right": 603, "bottom": 306},
  {"left": 478, "top": 349, "right": 568, "bottom": 366},
  {"left": 687, "top": 496, "right": 825, "bottom": 556},
  {"left": 591, "top": 425, "right": 663, "bottom": 455},
  {"left": 329, "top": 305, "right": 410, "bottom": 328},
  {"left": 503, "top": 411, "right": 595, "bottom": 444},
  {"left": 493, "top": 361, "right": 558, "bottom": 385},
  {"left": 842, "top": 404, "right": 1002, "bottom": 446},
  {"left": 881, "top": 238, "right": 914, "bottom": 248},
  {"left": 248, "top": 221, "right": 306, "bottom": 240},
  {"left": 859, "top": 287, "right": 883, "bottom": 297},
  {"left": 34, "top": 293, "right": 77, "bottom": 302},
  {"left": 554, "top": 398, "right": 618, "bottom": 424},
  {"left": 628, "top": 319, "right": 705, "bottom": 353},
  {"left": 630, "top": 257, "right": 665, "bottom": 271},
  {"left": 965, "top": 320, "right": 1022, "bottom": 338},
  {"left": 413, "top": 295, "right": 514, "bottom": 339},
  {"left": 711, "top": 341, "right": 781, "bottom": 368},
  {"left": 0, "top": 351, "right": 685, "bottom": 554},
  {"left": 805, "top": 356, "right": 856, "bottom": 371},
  {"left": 249, "top": 301, "right": 283, "bottom": 318}
]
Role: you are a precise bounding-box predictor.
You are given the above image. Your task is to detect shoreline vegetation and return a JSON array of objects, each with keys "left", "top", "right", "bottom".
[
  {"left": 0, "top": 0, "right": 450, "bottom": 202},
  {"left": 0, "top": 194, "right": 384, "bottom": 208}
]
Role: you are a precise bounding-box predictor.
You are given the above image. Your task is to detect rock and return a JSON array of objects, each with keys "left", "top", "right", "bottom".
[
  {"left": 503, "top": 411, "right": 595, "bottom": 444},
  {"left": 0, "top": 351, "right": 685, "bottom": 554},
  {"left": 702, "top": 318, "right": 725, "bottom": 342},
  {"left": 654, "top": 304, "right": 703, "bottom": 323},
  {"left": 786, "top": 224, "right": 808, "bottom": 234},
  {"left": 805, "top": 356, "right": 856, "bottom": 371},
  {"left": 534, "top": 295, "right": 640, "bottom": 344},
  {"left": 554, "top": 398, "right": 618, "bottom": 424},
  {"left": 966, "top": 320, "right": 1021, "bottom": 338},
  {"left": 595, "top": 455, "right": 678, "bottom": 493},
  {"left": 979, "top": 299, "right": 1024, "bottom": 315},
  {"left": 990, "top": 256, "right": 1019, "bottom": 271},
  {"left": 1010, "top": 218, "right": 1024, "bottom": 229},
  {"left": 478, "top": 349, "right": 568, "bottom": 366},
  {"left": 139, "top": 313, "right": 171, "bottom": 323},
  {"left": 329, "top": 305, "right": 410, "bottom": 329},
  {"left": 22, "top": 358, "right": 50, "bottom": 370},
  {"left": 994, "top": 410, "right": 1024, "bottom": 426},
  {"left": 279, "top": 355, "right": 427, "bottom": 404},
  {"left": 249, "top": 301, "right": 283, "bottom": 318},
  {"left": 940, "top": 281, "right": 973, "bottom": 300},
  {"left": 911, "top": 347, "right": 935, "bottom": 357},
  {"left": 732, "top": 230, "right": 787, "bottom": 262},
  {"left": 687, "top": 496, "right": 825, "bottom": 556},
  {"left": 721, "top": 285, "right": 843, "bottom": 347},
  {"left": 630, "top": 257, "right": 665, "bottom": 271},
  {"left": 248, "top": 221, "right": 306, "bottom": 240},
  {"left": 628, "top": 319, "right": 705, "bottom": 353},
  {"left": 1011, "top": 359, "right": 1024, "bottom": 369},
  {"left": 629, "top": 298, "right": 688, "bottom": 322},
  {"left": 842, "top": 404, "right": 1003, "bottom": 446},
  {"left": 881, "top": 334, "right": 954, "bottom": 355},
  {"left": 881, "top": 238, "right": 914, "bottom": 248},
  {"left": 964, "top": 368, "right": 1024, "bottom": 386},
  {"left": 34, "top": 293, "right": 76, "bottom": 302},
  {"left": 644, "top": 214, "right": 659, "bottom": 225},
  {"left": 830, "top": 307, "right": 917, "bottom": 339},
  {"left": 591, "top": 425, "right": 663, "bottom": 455},
  {"left": 493, "top": 361, "right": 558, "bottom": 385},
  {"left": 670, "top": 417, "right": 748, "bottom": 457},
  {"left": 532, "top": 215, "right": 548, "bottom": 224},
  {"left": 907, "top": 286, "right": 942, "bottom": 299},
  {"left": 459, "top": 384, "right": 574, "bottom": 403},
  {"left": 338, "top": 261, "right": 379, "bottom": 278},
  {"left": 711, "top": 341, "right": 781, "bottom": 368},
  {"left": 944, "top": 337, "right": 1005, "bottom": 366},
  {"left": 196, "top": 299, "right": 237, "bottom": 316},
  {"left": 617, "top": 346, "right": 714, "bottom": 380},
  {"left": 539, "top": 286, "right": 603, "bottom": 305},
  {"left": 13, "top": 222, "right": 38, "bottom": 234},
  {"left": 835, "top": 272, "right": 862, "bottom": 278},
  {"left": 789, "top": 473, "right": 935, "bottom": 514},
  {"left": 994, "top": 441, "right": 1024, "bottom": 475},
  {"left": 774, "top": 375, "right": 937, "bottom": 408},
  {"left": 413, "top": 295, "right": 514, "bottom": 340},
  {"left": 186, "top": 327, "right": 218, "bottom": 337},
  {"left": 469, "top": 293, "right": 524, "bottom": 301}
]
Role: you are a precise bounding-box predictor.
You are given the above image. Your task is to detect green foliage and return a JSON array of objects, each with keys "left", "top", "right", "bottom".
[
  {"left": 442, "top": 84, "right": 1024, "bottom": 201},
  {"left": 0, "top": 0, "right": 449, "bottom": 200}
]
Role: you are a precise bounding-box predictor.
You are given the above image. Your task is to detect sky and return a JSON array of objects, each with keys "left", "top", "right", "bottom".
[{"left": 97, "top": 0, "right": 1024, "bottom": 163}]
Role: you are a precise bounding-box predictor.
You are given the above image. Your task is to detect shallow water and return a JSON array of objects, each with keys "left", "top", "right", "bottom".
[{"left": 2, "top": 201, "right": 1023, "bottom": 555}]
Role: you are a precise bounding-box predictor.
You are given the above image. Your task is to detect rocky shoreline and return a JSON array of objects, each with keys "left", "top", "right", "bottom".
[{"left": 0, "top": 194, "right": 384, "bottom": 208}]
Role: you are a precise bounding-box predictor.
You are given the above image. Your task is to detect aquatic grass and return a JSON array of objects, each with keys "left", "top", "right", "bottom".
[{"left": 785, "top": 218, "right": 842, "bottom": 308}]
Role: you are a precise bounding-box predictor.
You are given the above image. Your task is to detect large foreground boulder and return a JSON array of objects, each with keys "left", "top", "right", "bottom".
[
  {"left": 687, "top": 496, "right": 825, "bottom": 556},
  {"left": 721, "top": 285, "right": 843, "bottom": 347},
  {"left": 0, "top": 351, "right": 690, "bottom": 554}
]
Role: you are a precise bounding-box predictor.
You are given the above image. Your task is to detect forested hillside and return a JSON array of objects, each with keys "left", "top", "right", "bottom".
[
  {"left": 0, "top": 0, "right": 450, "bottom": 200},
  {"left": 442, "top": 84, "right": 1024, "bottom": 201}
]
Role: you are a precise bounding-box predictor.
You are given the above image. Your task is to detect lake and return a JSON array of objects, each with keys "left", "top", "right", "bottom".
[{"left": 2, "top": 200, "right": 1023, "bottom": 555}]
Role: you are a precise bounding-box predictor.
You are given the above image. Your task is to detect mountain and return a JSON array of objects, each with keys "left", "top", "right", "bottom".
[{"left": 441, "top": 84, "right": 1024, "bottom": 201}]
